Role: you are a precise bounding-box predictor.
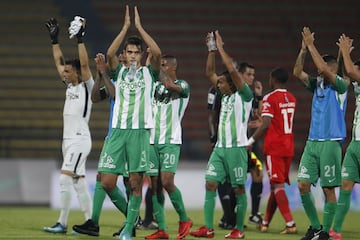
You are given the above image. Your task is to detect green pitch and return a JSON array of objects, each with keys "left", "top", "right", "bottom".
[{"left": 0, "top": 207, "right": 358, "bottom": 239}]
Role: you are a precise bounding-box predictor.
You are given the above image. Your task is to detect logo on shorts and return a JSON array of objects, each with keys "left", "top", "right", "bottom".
[
  {"left": 206, "top": 164, "right": 217, "bottom": 176},
  {"left": 99, "top": 152, "right": 116, "bottom": 169},
  {"left": 140, "top": 150, "right": 147, "bottom": 168},
  {"left": 341, "top": 167, "right": 349, "bottom": 178},
  {"left": 297, "top": 166, "right": 310, "bottom": 179}
]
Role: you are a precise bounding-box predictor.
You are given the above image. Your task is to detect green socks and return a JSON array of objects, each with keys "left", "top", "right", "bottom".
[
  {"left": 204, "top": 190, "right": 216, "bottom": 229},
  {"left": 169, "top": 187, "right": 188, "bottom": 222},
  {"left": 333, "top": 189, "right": 351, "bottom": 233},
  {"left": 91, "top": 181, "right": 106, "bottom": 224},
  {"left": 301, "top": 192, "right": 321, "bottom": 229}
]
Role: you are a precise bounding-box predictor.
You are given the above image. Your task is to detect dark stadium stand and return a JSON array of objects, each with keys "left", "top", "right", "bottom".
[{"left": 0, "top": 0, "right": 358, "bottom": 162}]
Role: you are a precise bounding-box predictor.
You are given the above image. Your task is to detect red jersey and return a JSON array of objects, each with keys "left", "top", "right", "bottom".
[{"left": 261, "top": 89, "right": 296, "bottom": 156}]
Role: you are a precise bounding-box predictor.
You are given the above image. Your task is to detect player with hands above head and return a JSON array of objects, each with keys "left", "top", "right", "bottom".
[{"left": 43, "top": 16, "right": 94, "bottom": 234}]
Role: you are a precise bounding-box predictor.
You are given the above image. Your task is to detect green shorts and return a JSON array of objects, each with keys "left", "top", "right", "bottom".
[
  {"left": 206, "top": 147, "right": 248, "bottom": 186},
  {"left": 98, "top": 128, "right": 150, "bottom": 175},
  {"left": 297, "top": 140, "right": 342, "bottom": 187},
  {"left": 147, "top": 144, "right": 180, "bottom": 176},
  {"left": 341, "top": 140, "right": 360, "bottom": 183}
]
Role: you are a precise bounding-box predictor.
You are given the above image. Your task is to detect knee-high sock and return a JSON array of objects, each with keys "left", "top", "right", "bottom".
[
  {"left": 169, "top": 187, "right": 188, "bottom": 222},
  {"left": 333, "top": 189, "right": 351, "bottom": 233},
  {"left": 235, "top": 193, "right": 247, "bottom": 231},
  {"left": 301, "top": 192, "right": 320, "bottom": 229},
  {"left": 152, "top": 195, "right": 166, "bottom": 231},
  {"left": 322, "top": 201, "right": 336, "bottom": 233},
  {"left": 263, "top": 191, "right": 277, "bottom": 224},
  {"left": 108, "top": 187, "right": 127, "bottom": 216},
  {"left": 73, "top": 177, "right": 92, "bottom": 221},
  {"left": 58, "top": 174, "right": 73, "bottom": 226},
  {"left": 124, "top": 195, "right": 142, "bottom": 233},
  {"left": 274, "top": 187, "right": 293, "bottom": 224},
  {"left": 250, "top": 181, "right": 263, "bottom": 215},
  {"left": 204, "top": 191, "right": 216, "bottom": 229},
  {"left": 91, "top": 181, "right": 106, "bottom": 224}
]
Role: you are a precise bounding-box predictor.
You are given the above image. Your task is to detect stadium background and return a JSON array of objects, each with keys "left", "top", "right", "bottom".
[{"left": 0, "top": 0, "right": 360, "bottom": 208}]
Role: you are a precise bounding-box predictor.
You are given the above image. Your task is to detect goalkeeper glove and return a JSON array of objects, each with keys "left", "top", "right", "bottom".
[
  {"left": 68, "top": 16, "right": 86, "bottom": 43},
  {"left": 45, "top": 18, "right": 59, "bottom": 44}
]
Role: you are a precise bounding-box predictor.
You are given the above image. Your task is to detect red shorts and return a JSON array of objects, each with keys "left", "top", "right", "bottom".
[{"left": 265, "top": 155, "right": 293, "bottom": 185}]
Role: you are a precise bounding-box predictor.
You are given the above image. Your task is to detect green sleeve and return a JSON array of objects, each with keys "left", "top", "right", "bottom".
[
  {"left": 333, "top": 75, "right": 348, "bottom": 94},
  {"left": 238, "top": 83, "right": 253, "bottom": 102},
  {"left": 305, "top": 77, "right": 317, "bottom": 92}
]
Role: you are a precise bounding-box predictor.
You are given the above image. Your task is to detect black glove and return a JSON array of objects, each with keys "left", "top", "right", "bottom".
[
  {"left": 45, "top": 18, "right": 59, "bottom": 44},
  {"left": 76, "top": 18, "right": 86, "bottom": 43}
]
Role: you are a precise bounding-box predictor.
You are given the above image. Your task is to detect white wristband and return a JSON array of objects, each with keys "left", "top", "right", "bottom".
[{"left": 247, "top": 136, "right": 255, "bottom": 146}]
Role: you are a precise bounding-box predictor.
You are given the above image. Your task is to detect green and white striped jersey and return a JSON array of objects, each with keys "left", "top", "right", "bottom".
[
  {"left": 112, "top": 64, "right": 158, "bottom": 129},
  {"left": 150, "top": 79, "right": 190, "bottom": 144},
  {"left": 216, "top": 84, "right": 253, "bottom": 148},
  {"left": 352, "top": 81, "right": 360, "bottom": 140}
]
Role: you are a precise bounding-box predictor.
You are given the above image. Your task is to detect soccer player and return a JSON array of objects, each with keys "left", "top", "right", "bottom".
[
  {"left": 330, "top": 34, "right": 360, "bottom": 240},
  {"left": 72, "top": 53, "right": 139, "bottom": 237},
  {"left": 207, "top": 62, "right": 264, "bottom": 229},
  {"left": 99, "top": 5, "right": 161, "bottom": 240},
  {"left": 43, "top": 17, "right": 94, "bottom": 234},
  {"left": 190, "top": 30, "right": 253, "bottom": 239},
  {"left": 247, "top": 68, "right": 297, "bottom": 234},
  {"left": 144, "top": 55, "right": 192, "bottom": 239},
  {"left": 293, "top": 27, "right": 349, "bottom": 240}
]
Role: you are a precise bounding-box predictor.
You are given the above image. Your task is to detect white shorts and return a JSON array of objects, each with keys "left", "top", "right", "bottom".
[{"left": 61, "top": 137, "right": 92, "bottom": 176}]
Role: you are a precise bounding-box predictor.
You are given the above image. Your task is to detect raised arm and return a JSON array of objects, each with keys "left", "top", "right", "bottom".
[
  {"left": 107, "top": 5, "right": 130, "bottom": 71},
  {"left": 45, "top": 18, "right": 65, "bottom": 80},
  {"left": 78, "top": 42, "right": 92, "bottom": 81},
  {"left": 302, "top": 27, "right": 337, "bottom": 84},
  {"left": 134, "top": 6, "right": 161, "bottom": 71},
  {"left": 293, "top": 39, "right": 310, "bottom": 86},
  {"left": 205, "top": 32, "right": 219, "bottom": 87},
  {"left": 95, "top": 53, "right": 115, "bottom": 100},
  {"left": 337, "top": 34, "right": 360, "bottom": 82},
  {"left": 214, "top": 30, "right": 245, "bottom": 90}
]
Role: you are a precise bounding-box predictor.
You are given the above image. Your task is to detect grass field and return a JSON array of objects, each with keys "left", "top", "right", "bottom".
[{"left": 1, "top": 207, "right": 359, "bottom": 239}]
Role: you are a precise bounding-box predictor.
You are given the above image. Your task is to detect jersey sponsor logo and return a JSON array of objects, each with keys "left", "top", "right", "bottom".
[
  {"left": 66, "top": 92, "right": 79, "bottom": 100},
  {"left": 119, "top": 79, "right": 145, "bottom": 91},
  {"left": 297, "top": 166, "right": 310, "bottom": 179}
]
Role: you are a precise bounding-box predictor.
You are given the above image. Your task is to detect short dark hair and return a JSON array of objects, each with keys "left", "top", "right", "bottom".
[
  {"left": 124, "top": 35, "right": 144, "bottom": 52},
  {"left": 65, "top": 58, "right": 81, "bottom": 71},
  {"left": 238, "top": 62, "right": 255, "bottom": 73},
  {"left": 220, "top": 70, "right": 236, "bottom": 92},
  {"left": 322, "top": 54, "right": 337, "bottom": 64},
  {"left": 270, "top": 67, "right": 288, "bottom": 84}
]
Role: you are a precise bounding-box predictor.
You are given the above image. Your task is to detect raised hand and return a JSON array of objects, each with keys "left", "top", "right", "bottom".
[
  {"left": 214, "top": 30, "right": 224, "bottom": 50},
  {"left": 123, "top": 5, "right": 130, "bottom": 30},
  {"left": 134, "top": 6, "right": 142, "bottom": 30},
  {"left": 337, "top": 34, "right": 354, "bottom": 55},
  {"left": 45, "top": 18, "right": 59, "bottom": 44},
  {"left": 301, "top": 27, "right": 315, "bottom": 47},
  {"left": 95, "top": 53, "right": 108, "bottom": 75}
]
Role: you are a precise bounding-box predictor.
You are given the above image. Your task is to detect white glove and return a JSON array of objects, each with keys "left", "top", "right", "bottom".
[
  {"left": 68, "top": 16, "right": 85, "bottom": 39},
  {"left": 206, "top": 32, "right": 217, "bottom": 52}
]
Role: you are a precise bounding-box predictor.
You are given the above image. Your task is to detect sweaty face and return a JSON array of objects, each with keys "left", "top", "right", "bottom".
[{"left": 125, "top": 44, "right": 143, "bottom": 67}]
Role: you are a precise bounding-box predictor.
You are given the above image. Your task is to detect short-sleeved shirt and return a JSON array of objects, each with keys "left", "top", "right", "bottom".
[
  {"left": 216, "top": 84, "right": 253, "bottom": 148},
  {"left": 111, "top": 64, "right": 159, "bottom": 129},
  {"left": 63, "top": 77, "right": 94, "bottom": 139},
  {"left": 261, "top": 89, "right": 296, "bottom": 156},
  {"left": 150, "top": 79, "right": 190, "bottom": 144}
]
